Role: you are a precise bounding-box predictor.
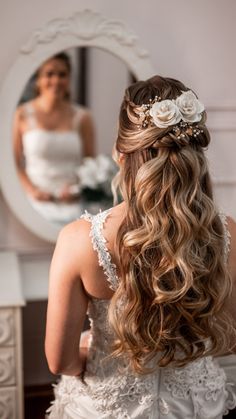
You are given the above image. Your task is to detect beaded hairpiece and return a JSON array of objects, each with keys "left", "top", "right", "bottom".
[
  {"left": 139, "top": 95, "right": 162, "bottom": 128},
  {"left": 138, "top": 90, "right": 205, "bottom": 139}
]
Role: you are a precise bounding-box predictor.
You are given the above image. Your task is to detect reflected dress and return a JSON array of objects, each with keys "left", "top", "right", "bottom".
[
  {"left": 22, "top": 102, "right": 85, "bottom": 225},
  {"left": 47, "top": 210, "right": 236, "bottom": 418}
]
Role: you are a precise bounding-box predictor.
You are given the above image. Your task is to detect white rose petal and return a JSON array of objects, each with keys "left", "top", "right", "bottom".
[
  {"left": 176, "top": 90, "right": 205, "bottom": 123},
  {"left": 149, "top": 100, "right": 182, "bottom": 128}
]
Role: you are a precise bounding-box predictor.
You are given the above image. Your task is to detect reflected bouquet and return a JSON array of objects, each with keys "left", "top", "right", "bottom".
[{"left": 72, "top": 154, "right": 117, "bottom": 202}]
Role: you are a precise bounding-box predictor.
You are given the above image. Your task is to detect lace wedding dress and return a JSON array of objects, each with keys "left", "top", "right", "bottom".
[{"left": 47, "top": 210, "right": 236, "bottom": 419}]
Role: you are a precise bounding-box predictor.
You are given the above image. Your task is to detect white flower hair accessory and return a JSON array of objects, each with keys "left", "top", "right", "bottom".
[
  {"left": 175, "top": 90, "right": 204, "bottom": 123},
  {"left": 149, "top": 100, "right": 181, "bottom": 128},
  {"left": 139, "top": 90, "right": 205, "bottom": 130}
]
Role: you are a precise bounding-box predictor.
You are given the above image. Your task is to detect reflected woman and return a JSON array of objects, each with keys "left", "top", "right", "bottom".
[{"left": 13, "top": 52, "right": 95, "bottom": 226}]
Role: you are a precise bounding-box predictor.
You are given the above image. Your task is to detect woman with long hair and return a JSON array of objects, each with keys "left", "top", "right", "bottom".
[
  {"left": 13, "top": 52, "right": 95, "bottom": 225},
  {"left": 45, "top": 76, "right": 236, "bottom": 418}
]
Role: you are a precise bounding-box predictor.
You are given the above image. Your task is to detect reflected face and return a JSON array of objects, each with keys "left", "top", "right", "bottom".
[{"left": 36, "top": 59, "right": 70, "bottom": 99}]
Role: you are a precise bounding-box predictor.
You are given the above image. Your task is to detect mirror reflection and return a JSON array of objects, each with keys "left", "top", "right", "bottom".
[{"left": 13, "top": 48, "right": 133, "bottom": 226}]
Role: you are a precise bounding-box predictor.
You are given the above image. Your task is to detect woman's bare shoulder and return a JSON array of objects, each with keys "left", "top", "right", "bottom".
[
  {"left": 15, "top": 100, "right": 35, "bottom": 120},
  {"left": 57, "top": 204, "right": 125, "bottom": 256},
  {"left": 52, "top": 218, "right": 96, "bottom": 280},
  {"left": 57, "top": 217, "right": 92, "bottom": 252}
]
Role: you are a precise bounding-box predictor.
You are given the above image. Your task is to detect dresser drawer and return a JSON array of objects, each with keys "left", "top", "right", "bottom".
[
  {"left": 0, "top": 308, "right": 15, "bottom": 346},
  {"left": 0, "top": 347, "right": 15, "bottom": 386},
  {"left": 0, "top": 386, "right": 16, "bottom": 419}
]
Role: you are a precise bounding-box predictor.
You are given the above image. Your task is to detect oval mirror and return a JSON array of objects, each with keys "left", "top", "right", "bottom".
[{"left": 0, "top": 10, "right": 155, "bottom": 242}]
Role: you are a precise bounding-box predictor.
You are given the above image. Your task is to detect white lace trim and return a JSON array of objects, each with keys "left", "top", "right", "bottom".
[
  {"left": 81, "top": 209, "right": 119, "bottom": 291},
  {"left": 163, "top": 356, "right": 226, "bottom": 400},
  {"left": 224, "top": 382, "right": 236, "bottom": 415},
  {"left": 219, "top": 212, "right": 231, "bottom": 263}
]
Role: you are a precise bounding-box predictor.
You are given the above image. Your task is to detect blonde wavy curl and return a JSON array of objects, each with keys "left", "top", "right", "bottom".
[{"left": 108, "top": 76, "right": 235, "bottom": 374}]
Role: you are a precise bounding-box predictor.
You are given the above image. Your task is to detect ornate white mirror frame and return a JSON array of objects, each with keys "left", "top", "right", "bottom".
[{"left": 0, "top": 9, "right": 155, "bottom": 242}]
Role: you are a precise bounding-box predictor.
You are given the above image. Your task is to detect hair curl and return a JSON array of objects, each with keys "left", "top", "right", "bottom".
[{"left": 109, "top": 75, "right": 235, "bottom": 374}]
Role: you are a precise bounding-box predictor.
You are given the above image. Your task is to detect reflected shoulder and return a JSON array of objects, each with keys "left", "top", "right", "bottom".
[{"left": 15, "top": 100, "right": 34, "bottom": 120}]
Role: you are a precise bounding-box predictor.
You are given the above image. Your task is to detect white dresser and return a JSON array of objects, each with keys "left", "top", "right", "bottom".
[{"left": 0, "top": 252, "right": 25, "bottom": 419}]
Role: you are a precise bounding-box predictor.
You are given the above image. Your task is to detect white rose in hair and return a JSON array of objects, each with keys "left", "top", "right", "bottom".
[
  {"left": 176, "top": 90, "right": 204, "bottom": 123},
  {"left": 149, "top": 100, "right": 181, "bottom": 128}
]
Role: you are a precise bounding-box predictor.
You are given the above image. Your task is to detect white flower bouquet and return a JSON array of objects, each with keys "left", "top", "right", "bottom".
[{"left": 71, "top": 154, "right": 117, "bottom": 203}]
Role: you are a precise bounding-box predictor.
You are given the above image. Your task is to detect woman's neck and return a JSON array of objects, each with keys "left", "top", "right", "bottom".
[{"left": 35, "top": 96, "right": 66, "bottom": 113}]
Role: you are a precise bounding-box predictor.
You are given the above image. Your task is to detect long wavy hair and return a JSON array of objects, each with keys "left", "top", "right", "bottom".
[{"left": 108, "top": 75, "right": 234, "bottom": 374}]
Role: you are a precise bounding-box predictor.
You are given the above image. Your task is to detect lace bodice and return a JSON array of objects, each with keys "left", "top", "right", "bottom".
[{"left": 47, "top": 210, "right": 236, "bottom": 419}]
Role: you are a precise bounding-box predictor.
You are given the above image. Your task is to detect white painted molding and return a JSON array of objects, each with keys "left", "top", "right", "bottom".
[
  {"left": 0, "top": 348, "right": 15, "bottom": 385},
  {"left": 213, "top": 179, "right": 236, "bottom": 186},
  {"left": 20, "top": 9, "right": 149, "bottom": 59},
  {"left": 206, "top": 108, "right": 236, "bottom": 132},
  {"left": 0, "top": 253, "right": 25, "bottom": 307},
  {"left": 206, "top": 106, "right": 236, "bottom": 112},
  {"left": 0, "top": 9, "right": 155, "bottom": 242},
  {"left": 0, "top": 310, "right": 14, "bottom": 346},
  {"left": 0, "top": 388, "right": 16, "bottom": 419}
]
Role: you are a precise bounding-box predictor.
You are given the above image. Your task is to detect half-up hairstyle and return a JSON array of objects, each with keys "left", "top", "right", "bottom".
[{"left": 109, "top": 75, "right": 234, "bottom": 374}]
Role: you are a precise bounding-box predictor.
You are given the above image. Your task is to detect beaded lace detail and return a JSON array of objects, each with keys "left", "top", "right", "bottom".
[
  {"left": 47, "top": 209, "right": 236, "bottom": 419},
  {"left": 219, "top": 212, "right": 231, "bottom": 263},
  {"left": 81, "top": 209, "right": 119, "bottom": 291}
]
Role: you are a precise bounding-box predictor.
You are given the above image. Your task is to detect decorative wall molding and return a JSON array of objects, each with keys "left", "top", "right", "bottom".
[
  {"left": 0, "top": 387, "right": 15, "bottom": 419},
  {"left": 20, "top": 9, "right": 149, "bottom": 58},
  {"left": 213, "top": 179, "right": 236, "bottom": 186},
  {"left": 0, "top": 309, "right": 14, "bottom": 346},
  {"left": 206, "top": 108, "right": 236, "bottom": 132},
  {"left": 206, "top": 105, "right": 236, "bottom": 112},
  {"left": 0, "top": 348, "right": 15, "bottom": 385}
]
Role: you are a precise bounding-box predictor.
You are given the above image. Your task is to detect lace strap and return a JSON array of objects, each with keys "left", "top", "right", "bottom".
[
  {"left": 72, "top": 104, "right": 87, "bottom": 130},
  {"left": 219, "top": 212, "right": 231, "bottom": 263},
  {"left": 23, "top": 102, "right": 37, "bottom": 129},
  {"left": 80, "top": 210, "right": 119, "bottom": 291}
]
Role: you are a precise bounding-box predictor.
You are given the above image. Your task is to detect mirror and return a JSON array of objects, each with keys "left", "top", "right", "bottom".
[
  {"left": 0, "top": 9, "right": 155, "bottom": 242},
  {"left": 13, "top": 47, "right": 133, "bottom": 226}
]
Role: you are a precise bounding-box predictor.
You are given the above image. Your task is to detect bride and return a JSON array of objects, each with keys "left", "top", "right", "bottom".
[
  {"left": 13, "top": 52, "right": 95, "bottom": 226},
  {"left": 45, "top": 75, "right": 236, "bottom": 418}
]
